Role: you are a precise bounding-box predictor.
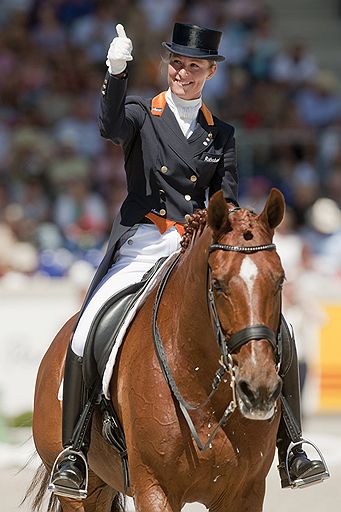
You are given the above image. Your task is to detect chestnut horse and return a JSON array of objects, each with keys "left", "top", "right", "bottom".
[{"left": 29, "top": 188, "right": 286, "bottom": 512}]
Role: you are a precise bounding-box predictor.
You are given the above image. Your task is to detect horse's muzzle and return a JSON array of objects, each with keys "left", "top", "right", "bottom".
[{"left": 236, "top": 376, "right": 282, "bottom": 421}]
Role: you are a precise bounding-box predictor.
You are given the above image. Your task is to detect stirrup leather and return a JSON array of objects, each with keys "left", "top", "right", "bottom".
[
  {"left": 284, "top": 439, "right": 330, "bottom": 489},
  {"left": 48, "top": 447, "right": 88, "bottom": 500}
]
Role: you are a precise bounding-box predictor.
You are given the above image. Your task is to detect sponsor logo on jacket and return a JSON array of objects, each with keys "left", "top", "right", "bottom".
[{"left": 204, "top": 155, "right": 220, "bottom": 163}]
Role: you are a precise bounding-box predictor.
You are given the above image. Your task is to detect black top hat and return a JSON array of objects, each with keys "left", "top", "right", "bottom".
[{"left": 162, "top": 23, "right": 225, "bottom": 62}]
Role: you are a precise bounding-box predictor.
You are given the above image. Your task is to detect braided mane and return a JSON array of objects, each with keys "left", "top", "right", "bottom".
[
  {"left": 180, "top": 209, "right": 208, "bottom": 253},
  {"left": 180, "top": 206, "right": 261, "bottom": 253}
]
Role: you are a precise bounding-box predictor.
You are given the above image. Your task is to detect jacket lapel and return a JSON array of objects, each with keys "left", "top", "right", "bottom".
[
  {"left": 150, "top": 92, "right": 216, "bottom": 171},
  {"left": 161, "top": 103, "right": 189, "bottom": 143},
  {"left": 189, "top": 109, "right": 217, "bottom": 156}
]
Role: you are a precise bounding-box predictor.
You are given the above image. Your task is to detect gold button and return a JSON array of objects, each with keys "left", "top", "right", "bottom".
[
  {"left": 160, "top": 165, "right": 168, "bottom": 173},
  {"left": 185, "top": 194, "right": 191, "bottom": 201},
  {"left": 159, "top": 209, "right": 166, "bottom": 216},
  {"left": 185, "top": 214, "right": 191, "bottom": 223},
  {"left": 190, "top": 175, "right": 197, "bottom": 182}
]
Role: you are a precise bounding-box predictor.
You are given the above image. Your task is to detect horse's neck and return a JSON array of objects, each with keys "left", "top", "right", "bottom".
[
  {"left": 170, "top": 230, "right": 219, "bottom": 364},
  {"left": 160, "top": 229, "right": 227, "bottom": 406}
]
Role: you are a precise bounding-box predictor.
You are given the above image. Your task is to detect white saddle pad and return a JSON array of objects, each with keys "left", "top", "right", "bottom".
[{"left": 102, "top": 251, "right": 178, "bottom": 398}]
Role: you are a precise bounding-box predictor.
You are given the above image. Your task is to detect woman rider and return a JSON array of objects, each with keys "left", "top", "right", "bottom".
[{"left": 49, "top": 21, "right": 328, "bottom": 499}]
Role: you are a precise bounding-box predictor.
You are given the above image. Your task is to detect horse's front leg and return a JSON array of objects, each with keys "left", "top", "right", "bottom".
[
  {"left": 131, "top": 470, "right": 181, "bottom": 512},
  {"left": 208, "top": 479, "right": 266, "bottom": 512},
  {"left": 56, "top": 470, "right": 116, "bottom": 512}
]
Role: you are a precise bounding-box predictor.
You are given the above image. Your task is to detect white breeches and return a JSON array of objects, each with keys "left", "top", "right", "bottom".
[{"left": 71, "top": 224, "right": 181, "bottom": 356}]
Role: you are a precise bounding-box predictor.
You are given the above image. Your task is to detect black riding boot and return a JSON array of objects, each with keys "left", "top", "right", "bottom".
[
  {"left": 277, "top": 319, "right": 329, "bottom": 488},
  {"left": 49, "top": 345, "right": 89, "bottom": 499}
]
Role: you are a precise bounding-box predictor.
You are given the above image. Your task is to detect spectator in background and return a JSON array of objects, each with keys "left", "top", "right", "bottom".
[
  {"left": 275, "top": 209, "right": 327, "bottom": 399},
  {"left": 137, "top": 0, "right": 182, "bottom": 35},
  {"left": 289, "top": 143, "right": 321, "bottom": 225},
  {"left": 53, "top": 94, "right": 104, "bottom": 159},
  {"left": 94, "top": 143, "right": 126, "bottom": 210},
  {"left": 53, "top": 176, "right": 108, "bottom": 252},
  {"left": 318, "top": 117, "right": 341, "bottom": 178},
  {"left": 239, "top": 174, "right": 271, "bottom": 211},
  {"left": 324, "top": 149, "right": 341, "bottom": 206},
  {"left": 5, "top": 124, "right": 54, "bottom": 206},
  {"left": 218, "top": 66, "right": 250, "bottom": 124},
  {"left": 247, "top": 8, "right": 279, "bottom": 80},
  {"left": 303, "top": 197, "right": 341, "bottom": 277},
  {"left": 15, "top": 176, "right": 50, "bottom": 236},
  {"left": 47, "top": 135, "right": 92, "bottom": 193},
  {"left": 294, "top": 70, "right": 341, "bottom": 129},
  {"left": 31, "top": 4, "right": 67, "bottom": 54},
  {"left": 225, "top": 0, "right": 267, "bottom": 30},
  {"left": 220, "top": 22, "right": 250, "bottom": 70},
  {"left": 0, "top": 220, "right": 39, "bottom": 277},
  {"left": 54, "top": 0, "right": 96, "bottom": 28},
  {"left": 271, "top": 41, "right": 318, "bottom": 89},
  {"left": 70, "top": 1, "right": 117, "bottom": 64}
]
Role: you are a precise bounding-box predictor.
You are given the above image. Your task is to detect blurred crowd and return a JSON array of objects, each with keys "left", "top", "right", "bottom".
[{"left": 0, "top": 0, "right": 341, "bottom": 283}]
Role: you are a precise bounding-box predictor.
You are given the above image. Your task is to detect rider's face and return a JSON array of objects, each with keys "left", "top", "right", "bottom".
[{"left": 168, "top": 54, "right": 216, "bottom": 100}]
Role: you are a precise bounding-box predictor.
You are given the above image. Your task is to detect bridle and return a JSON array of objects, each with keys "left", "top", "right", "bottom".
[
  {"left": 208, "top": 241, "right": 278, "bottom": 365},
  {"left": 152, "top": 212, "right": 281, "bottom": 451}
]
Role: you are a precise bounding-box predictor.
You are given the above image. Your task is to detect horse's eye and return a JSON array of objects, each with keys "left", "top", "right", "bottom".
[
  {"left": 212, "top": 279, "right": 223, "bottom": 293},
  {"left": 276, "top": 276, "right": 286, "bottom": 293}
]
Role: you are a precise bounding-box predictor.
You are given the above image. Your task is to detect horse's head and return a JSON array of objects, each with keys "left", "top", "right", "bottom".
[{"left": 207, "top": 188, "right": 285, "bottom": 420}]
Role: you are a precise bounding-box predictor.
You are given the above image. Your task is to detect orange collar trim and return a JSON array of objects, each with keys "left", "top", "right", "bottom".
[
  {"left": 150, "top": 91, "right": 214, "bottom": 126},
  {"left": 200, "top": 102, "right": 214, "bottom": 126},
  {"left": 150, "top": 91, "right": 167, "bottom": 117}
]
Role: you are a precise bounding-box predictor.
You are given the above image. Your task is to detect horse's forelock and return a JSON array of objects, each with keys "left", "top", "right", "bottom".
[
  {"left": 216, "top": 208, "right": 256, "bottom": 242},
  {"left": 180, "top": 207, "right": 273, "bottom": 253}
]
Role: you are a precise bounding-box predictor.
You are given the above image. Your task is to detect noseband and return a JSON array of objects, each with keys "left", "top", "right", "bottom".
[{"left": 152, "top": 216, "right": 281, "bottom": 451}]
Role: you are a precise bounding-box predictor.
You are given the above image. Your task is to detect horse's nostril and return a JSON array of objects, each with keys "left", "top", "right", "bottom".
[
  {"left": 238, "top": 380, "right": 256, "bottom": 406},
  {"left": 238, "top": 378, "right": 282, "bottom": 408},
  {"left": 270, "top": 380, "right": 282, "bottom": 402}
]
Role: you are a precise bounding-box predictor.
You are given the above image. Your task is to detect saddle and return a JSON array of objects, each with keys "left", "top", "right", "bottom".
[{"left": 82, "top": 257, "right": 167, "bottom": 390}]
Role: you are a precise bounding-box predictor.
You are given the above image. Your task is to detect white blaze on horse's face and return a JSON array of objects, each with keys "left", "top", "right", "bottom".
[
  {"left": 237, "top": 255, "right": 276, "bottom": 421},
  {"left": 239, "top": 256, "right": 258, "bottom": 323}
]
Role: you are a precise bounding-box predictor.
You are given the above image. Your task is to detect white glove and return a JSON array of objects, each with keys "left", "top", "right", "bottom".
[{"left": 106, "top": 24, "right": 133, "bottom": 75}]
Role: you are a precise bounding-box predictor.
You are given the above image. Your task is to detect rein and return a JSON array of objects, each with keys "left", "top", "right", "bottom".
[
  {"left": 152, "top": 236, "right": 279, "bottom": 451},
  {"left": 153, "top": 253, "right": 235, "bottom": 450}
]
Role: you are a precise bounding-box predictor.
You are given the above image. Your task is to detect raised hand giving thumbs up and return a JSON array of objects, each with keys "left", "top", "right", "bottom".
[{"left": 106, "top": 24, "right": 133, "bottom": 75}]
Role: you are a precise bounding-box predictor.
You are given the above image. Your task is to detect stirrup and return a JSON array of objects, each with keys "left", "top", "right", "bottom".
[
  {"left": 48, "top": 447, "right": 88, "bottom": 500},
  {"left": 284, "top": 439, "right": 330, "bottom": 489}
]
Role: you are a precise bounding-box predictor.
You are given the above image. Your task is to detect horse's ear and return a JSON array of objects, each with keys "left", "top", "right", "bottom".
[
  {"left": 207, "top": 191, "right": 232, "bottom": 236},
  {"left": 258, "top": 188, "right": 285, "bottom": 230}
]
